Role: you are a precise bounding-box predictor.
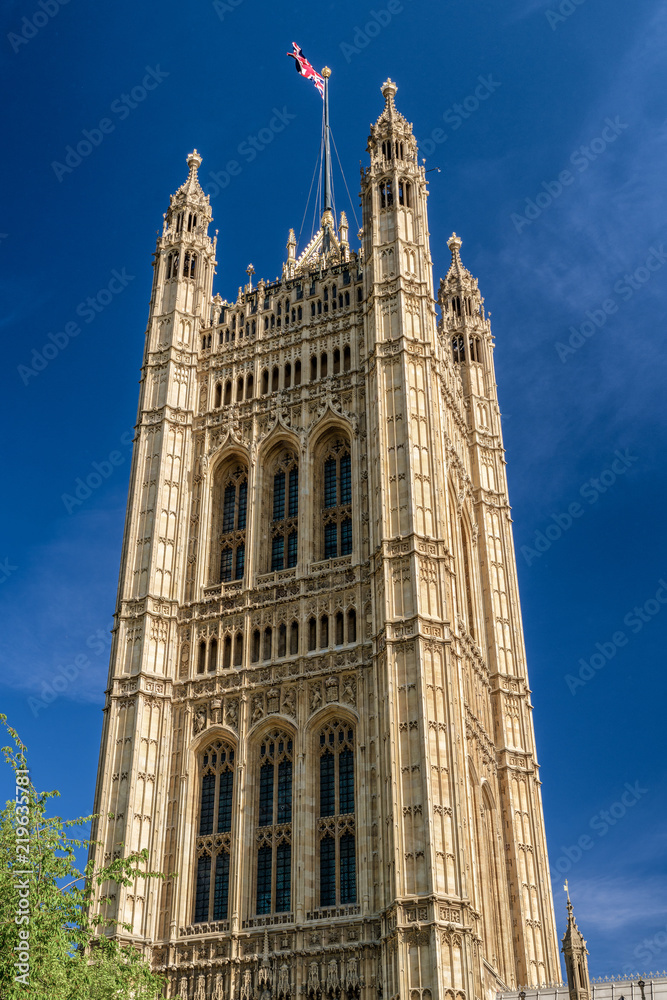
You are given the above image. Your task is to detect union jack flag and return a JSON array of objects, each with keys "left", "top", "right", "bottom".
[{"left": 287, "top": 42, "right": 324, "bottom": 98}]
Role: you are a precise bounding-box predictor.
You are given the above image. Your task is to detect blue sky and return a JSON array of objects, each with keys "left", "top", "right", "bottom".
[{"left": 1, "top": 0, "right": 666, "bottom": 979}]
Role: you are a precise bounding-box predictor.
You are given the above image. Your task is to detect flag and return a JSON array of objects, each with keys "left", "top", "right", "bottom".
[{"left": 287, "top": 42, "right": 324, "bottom": 98}]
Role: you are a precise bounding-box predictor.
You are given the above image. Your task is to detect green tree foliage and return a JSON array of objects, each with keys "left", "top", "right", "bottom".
[{"left": 0, "top": 716, "right": 171, "bottom": 999}]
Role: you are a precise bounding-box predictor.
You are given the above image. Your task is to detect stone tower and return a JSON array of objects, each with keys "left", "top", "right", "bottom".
[
  {"left": 561, "top": 889, "right": 590, "bottom": 1000},
  {"left": 90, "top": 79, "right": 560, "bottom": 1000}
]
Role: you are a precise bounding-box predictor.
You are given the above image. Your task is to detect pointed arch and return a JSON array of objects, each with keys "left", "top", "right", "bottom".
[
  {"left": 193, "top": 735, "right": 237, "bottom": 923},
  {"left": 208, "top": 450, "right": 249, "bottom": 585}
]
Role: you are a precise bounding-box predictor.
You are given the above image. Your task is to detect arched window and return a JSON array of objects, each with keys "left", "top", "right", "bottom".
[
  {"left": 194, "top": 738, "right": 236, "bottom": 923},
  {"left": 320, "top": 614, "right": 329, "bottom": 649},
  {"left": 379, "top": 180, "right": 393, "bottom": 208},
  {"left": 261, "top": 369, "right": 269, "bottom": 394},
  {"left": 290, "top": 622, "right": 299, "bottom": 656},
  {"left": 197, "top": 640, "right": 206, "bottom": 674},
  {"left": 343, "top": 345, "right": 351, "bottom": 371},
  {"left": 310, "top": 356, "right": 317, "bottom": 381},
  {"left": 469, "top": 336, "right": 482, "bottom": 363},
  {"left": 223, "top": 635, "right": 232, "bottom": 670},
  {"left": 214, "top": 383, "right": 222, "bottom": 408},
  {"left": 251, "top": 629, "right": 261, "bottom": 664},
  {"left": 308, "top": 617, "right": 317, "bottom": 651},
  {"left": 183, "top": 252, "right": 197, "bottom": 279},
  {"left": 216, "top": 465, "right": 247, "bottom": 583},
  {"left": 294, "top": 360, "right": 301, "bottom": 385},
  {"left": 335, "top": 611, "right": 344, "bottom": 645},
  {"left": 236, "top": 376, "right": 244, "bottom": 401},
  {"left": 333, "top": 349, "right": 341, "bottom": 375},
  {"left": 318, "top": 721, "right": 356, "bottom": 908},
  {"left": 284, "top": 362, "right": 292, "bottom": 388},
  {"left": 347, "top": 608, "right": 356, "bottom": 643},
  {"left": 224, "top": 380, "right": 232, "bottom": 406},
  {"left": 270, "top": 451, "right": 299, "bottom": 571},
  {"left": 246, "top": 373, "right": 254, "bottom": 399},
  {"left": 272, "top": 366, "right": 279, "bottom": 392},
  {"left": 263, "top": 627, "right": 272, "bottom": 661},
  {"left": 208, "top": 638, "right": 218, "bottom": 673},
  {"left": 166, "top": 251, "right": 179, "bottom": 280},
  {"left": 321, "top": 440, "right": 352, "bottom": 560},
  {"left": 256, "top": 730, "right": 293, "bottom": 915},
  {"left": 451, "top": 335, "right": 465, "bottom": 364},
  {"left": 462, "top": 526, "right": 476, "bottom": 640}
]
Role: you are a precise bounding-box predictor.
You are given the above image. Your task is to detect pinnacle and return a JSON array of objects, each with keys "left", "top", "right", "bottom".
[
  {"left": 177, "top": 149, "right": 206, "bottom": 201},
  {"left": 187, "top": 149, "right": 202, "bottom": 172},
  {"left": 381, "top": 78, "right": 398, "bottom": 106},
  {"left": 446, "top": 232, "right": 470, "bottom": 280}
]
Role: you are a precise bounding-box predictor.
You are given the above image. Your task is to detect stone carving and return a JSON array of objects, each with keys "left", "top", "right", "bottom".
[
  {"left": 282, "top": 686, "right": 296, "bottom": 717},
  {"left": 326, "top": 959, "right": 339, "bottom": 995},
  {"left": 325, "top": 676, "right": 339, "bottom": 703},
  {"left": 225, "top": 698, "right": 239, "bottom": 730},
  {"left": 308, "top": 961, "right": 320, "bottom": 997},
  {"left": 267, "top": 688, "right": 280, "bottom": 713},
  {"left": 346, "top": 958, "right": 360, "bottom": 993},
  {"left": 194, "top": 975, "right": 206, "bottom": 1000},
  {"left": 193, "top": 706, "right": 206, "bottom": 735},
  {"left": 240, "top": 969, "right": 253, "bottom": 1000},
  {"left": 212, "top": 973, "right": 224, "bottom": 1000},
  {"left": 277, "top": 962, "right": 291, "bottom": 999},
  {"left": 341, "top": 676, "right": 356, "bottom": 706},
  {"left": 309, "top": 684, "right": 322, "bottom": 712},
  {"left": 251, "top": 696, "right": 264, "bottom": 725}
]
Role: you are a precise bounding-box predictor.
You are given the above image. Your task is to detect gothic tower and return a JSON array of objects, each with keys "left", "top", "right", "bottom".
[
  {"left": 90, "top": 80, "right": 560, "bottom": 1000},
  {"left": 561, "top": 890, "right": 590, "bottom": 1000}
]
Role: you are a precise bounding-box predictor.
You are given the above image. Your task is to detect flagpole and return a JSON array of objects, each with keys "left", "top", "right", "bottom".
[{"left": 322, "top": 66, "right": 332, "bottom": 215}]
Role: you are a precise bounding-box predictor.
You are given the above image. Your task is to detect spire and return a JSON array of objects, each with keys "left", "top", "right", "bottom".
[
  {"left": 381, "top": 77, "right": 398, "bottom": 111},
  {"left": 447, "top": 232, "right": 470, "bottom": 280},
  {"left": 179, "top": 149, "right": 205, "bottom": 198},
  {"left": 561, "top": 884, "right": 591, "bottom": 1000},
  {"left": 367, "top": 77, "right": 418, "bottom": 165},
  {"left": 164, "top": 149, "right": 212, "bottom": 238}
]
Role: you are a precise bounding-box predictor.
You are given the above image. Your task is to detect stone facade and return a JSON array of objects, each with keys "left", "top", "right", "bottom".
[{"left": 90, "top": 80, "right": 561, "bottom": 1000}]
